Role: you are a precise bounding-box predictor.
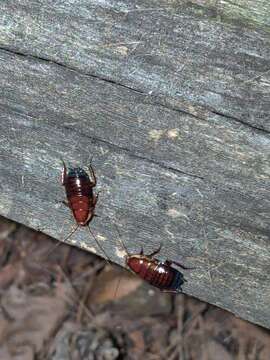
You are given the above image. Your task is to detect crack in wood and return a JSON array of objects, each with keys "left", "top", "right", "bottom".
[
  {"left": 62, "top": 124, "right": 205, "bottom": 181},
  {"left": 0, "top": 46, "right": 268, "bottom": 136}
]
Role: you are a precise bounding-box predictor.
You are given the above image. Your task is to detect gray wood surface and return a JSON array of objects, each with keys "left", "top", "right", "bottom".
[{"left": 0, "top": 0, "right": 269, "bottom": 328}]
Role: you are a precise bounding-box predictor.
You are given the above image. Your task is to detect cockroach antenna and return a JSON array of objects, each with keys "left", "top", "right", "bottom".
[
  {"left": 87, "top": 225, "right": 111, "bottom": 263},
  {"left": 113, "top": 222, "right": 130, "bottom": 258}
]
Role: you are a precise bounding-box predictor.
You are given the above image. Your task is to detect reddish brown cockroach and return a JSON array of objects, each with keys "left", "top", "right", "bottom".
[
  {"left": 61, "top": 160, "right": 109, "bottom": 260},
  {"left": 127, "top": 247, "right": 188, "bottom": 293},
  {"left": 117, "top": 232, "right": 190, "bottom": 293}
]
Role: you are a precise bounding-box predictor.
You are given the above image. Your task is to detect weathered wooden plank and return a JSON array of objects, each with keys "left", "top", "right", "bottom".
[
  {"left": 215, "top": 0, "right": 270, "bottom": 28},
  {"left": 0, "top": 0, "right": 269, "bottom": 132},
  {"left": 0, "top": 49, "right": 269, "bottom": 329},
  {"left": 0, "top": 50, "right": 269, "bottom": 195}
]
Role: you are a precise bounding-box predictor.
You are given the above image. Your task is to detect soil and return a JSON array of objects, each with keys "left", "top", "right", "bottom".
[{"left": 0, "top": 216, "right": 269, "bottom": 360}]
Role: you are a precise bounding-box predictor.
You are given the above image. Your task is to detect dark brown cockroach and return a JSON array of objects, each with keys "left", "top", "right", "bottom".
[
  {"left": 61, "top": 160, "right": 109, "bottom": 260},
  {"left": 118, "top": 234, "right": 190, "bottom": 293}
]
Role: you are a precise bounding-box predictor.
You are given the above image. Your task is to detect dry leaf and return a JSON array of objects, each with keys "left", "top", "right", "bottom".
[
  {"left": 129, "top": 330, "right": 145, "bottom": 356},
  {"left": 0, "top": 263, "right": 19, "bottom": 288},
  {"left": 91, "top": 266, "right": 142, "bottom": 304},
  {"left": 0, "top": 283, "right": 72, "bottom": 359},
  {"left": 0, "top": 218, "right": 16, "bottom": 241},
  {"left": 206, "top": 340, "right": 233, "bottom": 360}
]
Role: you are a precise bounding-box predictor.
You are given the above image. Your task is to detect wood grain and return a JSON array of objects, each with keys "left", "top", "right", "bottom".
[
  {"left": 0, "top": 0, "right": 269, "bottom": 328},
  {"left": 0, "top": 0, "right": 269, "bottom": 131}
]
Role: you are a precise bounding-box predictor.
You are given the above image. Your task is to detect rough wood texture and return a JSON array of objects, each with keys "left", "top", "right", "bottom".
[{"left": 0, "top": 1, "right": 269, "bottom": 328}]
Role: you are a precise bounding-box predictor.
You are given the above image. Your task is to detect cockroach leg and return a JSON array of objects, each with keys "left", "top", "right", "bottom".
[
  {"left": 88, "top": 164, "right": 97, "bottom": 187},
  {"left": 93, "top": 192, "right": 100, "bottom": 206},
  {"left": 63, "top": 224, "right": 79, "bottom": 243},
  {"left": 87, "top": 225, "right": 111, "bottom": 263},
  {"left": 147, "top": 243, "right": 163, "bottom": 258},
  {"left": 165, "top": 260, "right": 193, "bottom": 270},
  {"left": 61, "top": 200, "right": 70, "bottom": 208},
  {"left": 54, "top": 200, "right": 70, "bottom": 207}
]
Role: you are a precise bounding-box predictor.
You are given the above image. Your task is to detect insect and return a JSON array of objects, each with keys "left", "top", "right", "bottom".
[
  {"left": 119, "top": 235, "right": 190, "bottom": 293},
  {"left": 61, "top": 160, "right": 109, "bottom": 259}
]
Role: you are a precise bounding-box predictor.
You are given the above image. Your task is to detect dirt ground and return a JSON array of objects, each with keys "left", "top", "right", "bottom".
[{"left": 0, "top": 216, "right": 269, "bottom": 360}]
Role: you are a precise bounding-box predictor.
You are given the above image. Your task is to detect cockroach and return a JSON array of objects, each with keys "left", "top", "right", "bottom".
[
  {"left": 126, "top": 247, "right": 188, "bottom": 293},
  {"left": 117, "top": 233, "right": 190, "bottom": 293},
  {"left": 61, "top": 160, "right": 109, "bottom": 260}
]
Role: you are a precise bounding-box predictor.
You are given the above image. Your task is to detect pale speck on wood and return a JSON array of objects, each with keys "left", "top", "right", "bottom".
[
  {"left": 115, "top": 247, "right": 126, "bottom": 259},
  {"left": 115, "top": 46, "right": 129, "bottom": 55},
  {"left": 148, "top": 129, "right": 164, "bottom": 142},
  {"left": 80, "top": 242, "right": 97, "bottom": 254},
  {"left": 96, "top": 234, "right": 107, "bottom": 242},
  {"left": 167, "top": 208, "right": 189, "bottom": 220},
  {"left": 167, "top": 128, "right": 179, "bottom": 139},
  {"left": 87, "top": 246, "right": 97, "bottom": 254}
]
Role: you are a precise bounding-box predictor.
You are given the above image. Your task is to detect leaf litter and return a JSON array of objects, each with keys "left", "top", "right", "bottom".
[{"left": 0, "top": 216, "right": 270, "bottom": 359}]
